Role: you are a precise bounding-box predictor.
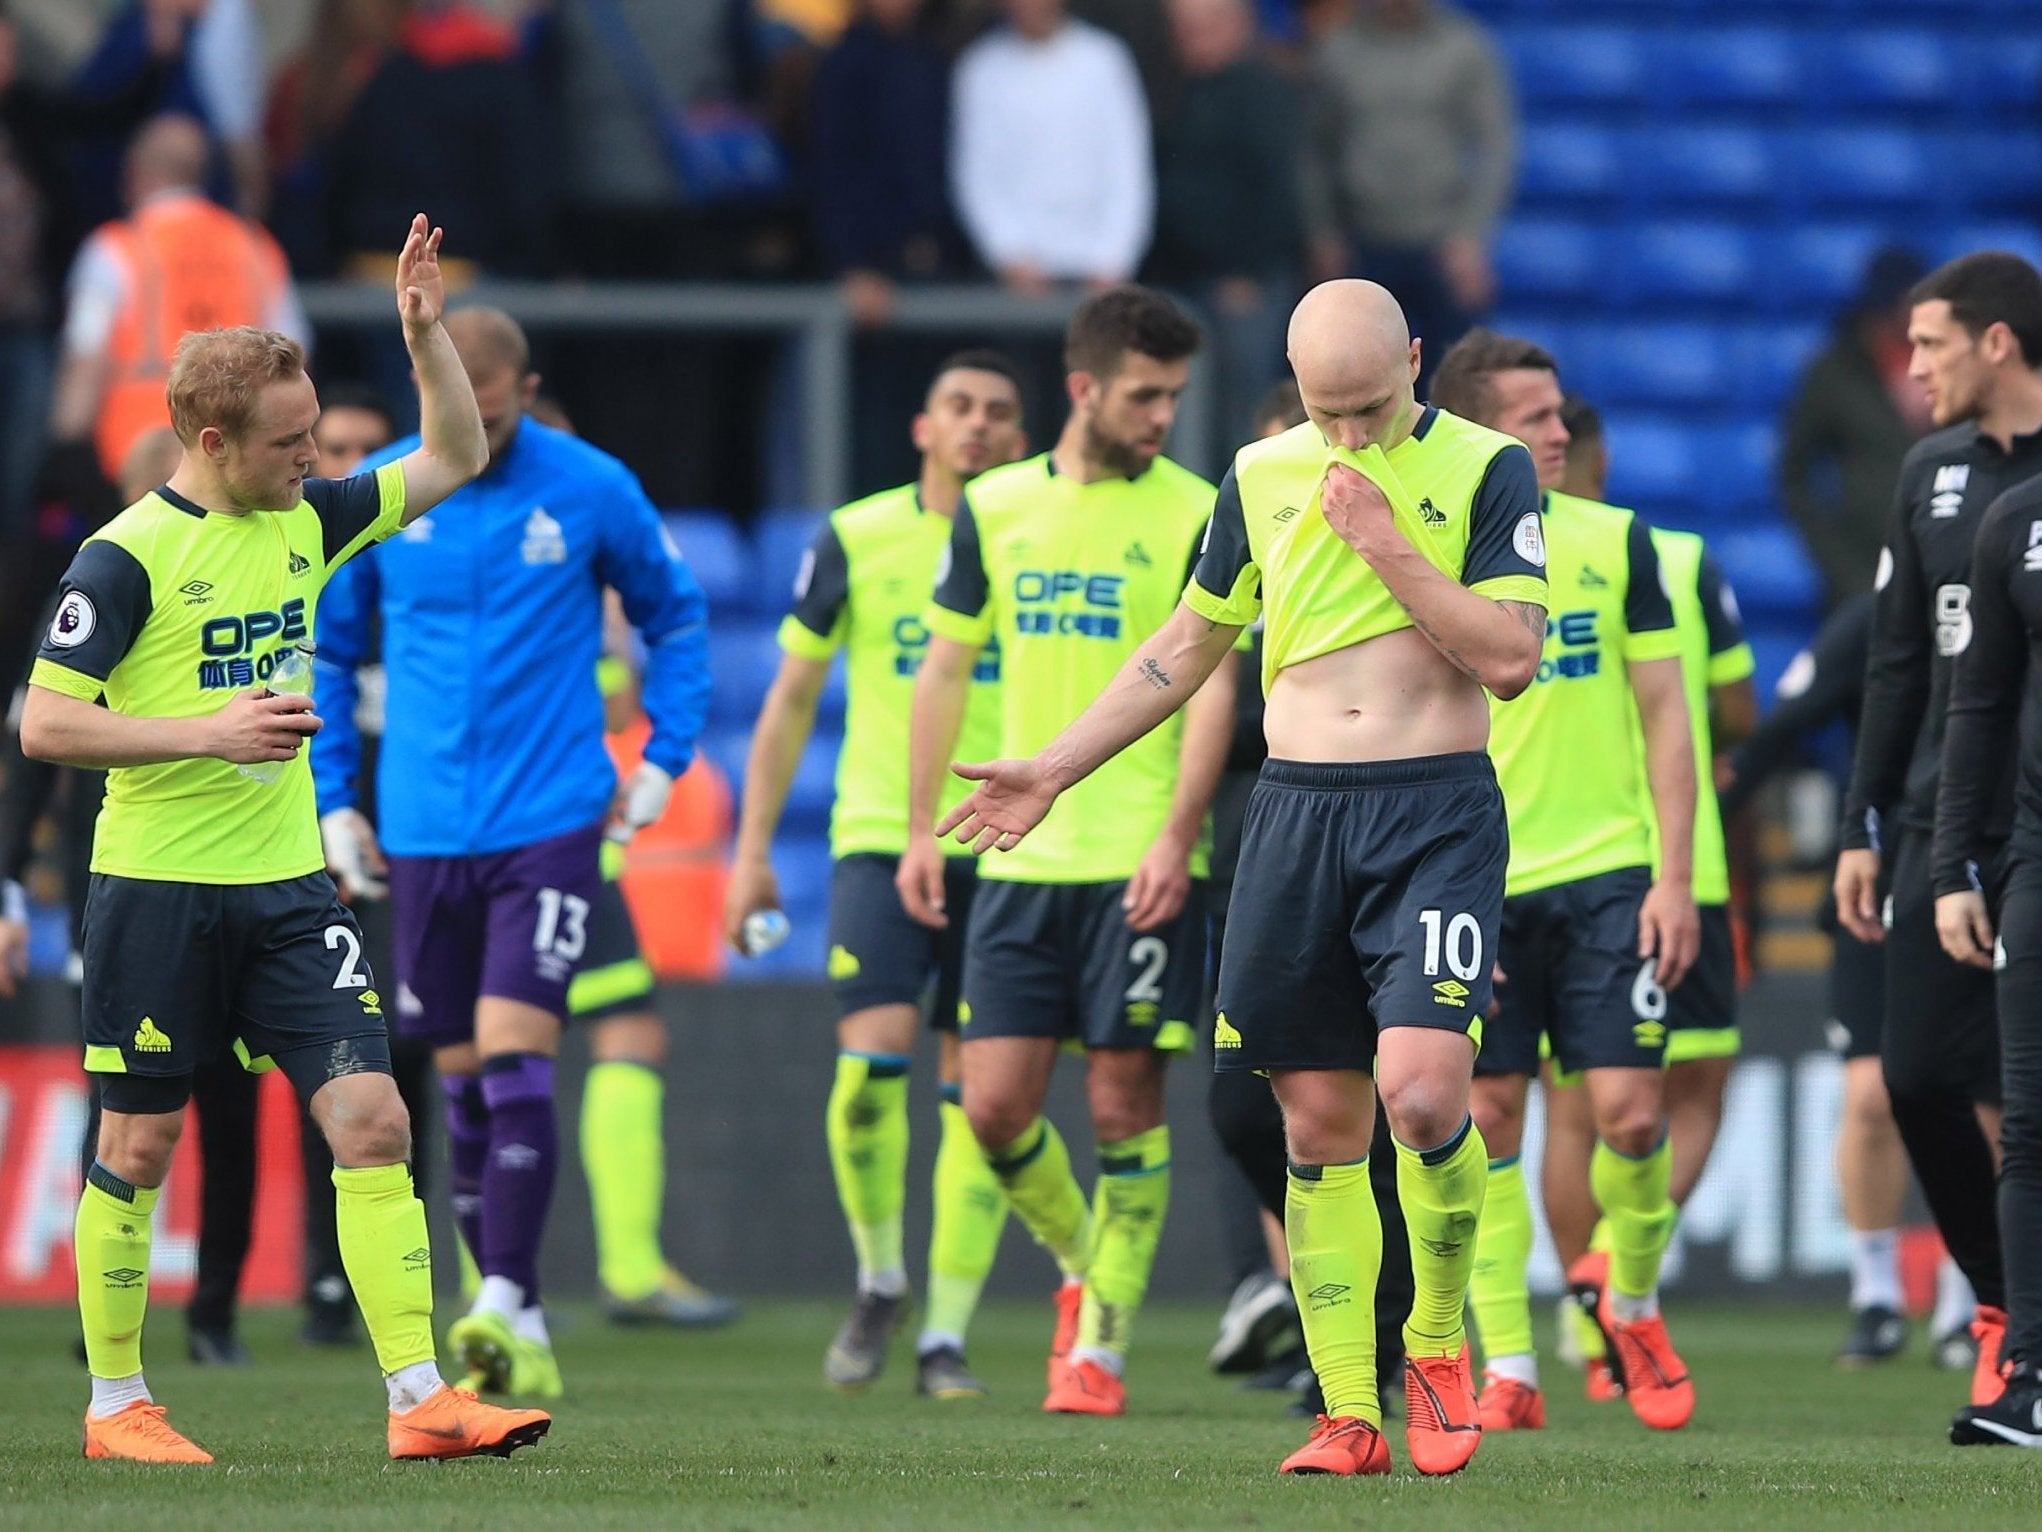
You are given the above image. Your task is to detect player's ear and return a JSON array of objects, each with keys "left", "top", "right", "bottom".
[
  {"left": 1407, "top": 339, "right": 1423, "bottom": 383},
  {"left": 910, "top": 411, "right": 933, "bottom": 453},
  {"left": 522, "top": 372, "right": 542, "bottom": 409},
  {"left": 199, "top": 425, "right": 228, "bottom": 462},
  {"left": 1982, "top": 320, "right": 2017, "bottom": 369},
  {"left": 1067, "top": 370, "right": 1096, "bottom": 414}
]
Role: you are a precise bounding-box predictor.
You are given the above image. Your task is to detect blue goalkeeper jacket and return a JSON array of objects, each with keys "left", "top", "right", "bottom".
[{"left": 311, "top": 418, "right": 709, "bottom": 857}]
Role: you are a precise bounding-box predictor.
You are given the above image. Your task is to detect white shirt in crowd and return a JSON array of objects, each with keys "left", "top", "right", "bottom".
[{"left": 949, "top": 19, "right": 1154, "bottom": 284}]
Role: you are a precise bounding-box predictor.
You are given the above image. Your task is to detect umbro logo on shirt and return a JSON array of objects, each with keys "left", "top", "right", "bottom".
[
  {"left": 1579, "top": 565, "right": 1609, "bottom": 589},
  {"left": 1418, "top": 497, "right": 1448, "bottom": 526},
  {"left": 1274, "top": 506, "right": 1301, "bottom": 523},
  {"left": 179, "top": 580, "right": 213, "bottom": 605},
  {"left": 1931, "top": 464, "right": 1970, "bottom": 518},
  {"left": 288, "top": 552, "right": 311, "bottom": 576}
]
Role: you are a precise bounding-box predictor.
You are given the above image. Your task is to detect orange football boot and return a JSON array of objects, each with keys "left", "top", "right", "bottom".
[
  {"left": 388, "top": 1384, "right": 551, "bottom": 1460},
  {"left": 83, "top": 1402, "right": 213, "bottom": 1464}
]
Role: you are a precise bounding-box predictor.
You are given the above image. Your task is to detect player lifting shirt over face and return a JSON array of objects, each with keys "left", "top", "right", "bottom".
[{"left": 935, "top": 280, "right": 1548, "bottom": 1477}]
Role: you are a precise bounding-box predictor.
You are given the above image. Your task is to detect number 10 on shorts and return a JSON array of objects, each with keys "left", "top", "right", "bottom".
[{"left": 1418, "top": 908, "right": 1482, "bottom": 980}]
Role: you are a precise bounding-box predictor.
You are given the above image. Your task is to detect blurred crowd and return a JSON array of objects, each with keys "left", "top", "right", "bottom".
[{"left": 0, "top": 0, "right": 1517, "bottom": 536}]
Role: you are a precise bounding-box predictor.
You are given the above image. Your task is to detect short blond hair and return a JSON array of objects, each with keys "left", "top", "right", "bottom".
[{"left": 166, "top": 327, "right": 308, "bottom": 446}]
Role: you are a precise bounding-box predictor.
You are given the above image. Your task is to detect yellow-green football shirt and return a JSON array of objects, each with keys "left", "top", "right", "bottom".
[
  {"left": 1647, "top": 528, "right": 1755, "bottom": 907},
  {"left": 1488, "top": 491, "right": 1682, "bottom": 897},
  {"left": 30, "top": 465, "right": 407, "bottom": 883},
  {"left": 926, "top": 453, "right": 1216, "bottom": 884},
  {"left": 1182, "top": 408, "right": 1548, "bottom": 691},
  {"left": 779, "top": 484, "right": 1003, "bottom": 859}
]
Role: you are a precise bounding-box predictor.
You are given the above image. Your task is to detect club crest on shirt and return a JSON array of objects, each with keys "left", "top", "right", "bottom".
[{"left": 521, "top": 507, "right": 566, "bottom": 565}]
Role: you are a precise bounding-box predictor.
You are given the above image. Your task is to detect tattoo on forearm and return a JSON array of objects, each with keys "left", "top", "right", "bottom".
[
  {"left": 1139, "top": 658, "right": 1172, "bottom": 691},
  {"left": 1504, "top": 600, "right": 1548, "bottom": 637},
  {"left": 1407, "top": 610, "right": 1481, "bottom": 683}
]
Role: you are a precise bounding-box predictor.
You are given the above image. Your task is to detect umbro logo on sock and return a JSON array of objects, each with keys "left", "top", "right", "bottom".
[
  {"left": 103, "top": 1267, "right": 144, "bottom": 1287},
  {"left": 403, "top": 1247, "right": 432, "bottom": 1271}
]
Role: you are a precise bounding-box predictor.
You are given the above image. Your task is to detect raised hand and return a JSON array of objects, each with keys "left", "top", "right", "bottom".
[
  {"left": 395, "top": 214, "right": 447, "bottom": 336},
  {"left": 934, "top": 757, "right": 1061, "bottom": 855},
  {"left": 1319, "top": 462, "right": 1397, "bottom": 554}
]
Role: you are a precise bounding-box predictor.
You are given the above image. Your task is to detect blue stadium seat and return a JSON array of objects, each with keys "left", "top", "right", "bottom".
[
  {"left": 1516, "top": 124, "right": 1624, "bottom": 203},
  {"left": 1630, "top": 128, "right": 1778, "bottom": 206},
  {"left": 1944, "top": 131, "right": 2042, "bottom": 209},
  {"left": 1655, "top": 29, "right": 1799, "bottom": 108},
  {"left": 753, "top": 506, "right": 829, "bottom": 614},
  {"left": 1494, "top": 220, "right": 1606, "bottom": 301},
  {"left": 1938, "top": 222, "right": 2042, "bottom": 271},
  {"left": 1712, "top": 526, "right": 1822, "bottom": 621},
  {"left": 1575, "top": 324, "right": 1730, "bottom": 409},
  {"left": 1600, "top": 414, "right": 1701, "bottom": 514},
  {"left": 1504, "top": 28, "right": 1650, "bottom": 108},
  {"left": 1772, "top": 225, "right": 1892, "bottom": 311},
  {"left": 1619, "top": 223, "right": 1759, "bottom": 306},
  {"left": 1975, "top": 35, "right": 2042, "bottom": 115},
  {"left": 1790, "top": 130, "right": 1936, "bottom": 208},
  {"left": 707, "top": 620, "right": 783, "bottom": 725},
  {"left": 1820, "top": 33, "right": 1958, "bottom": 110},
  {"left": 661, "top": 509, "right": 750, "bottom": 612},
  {"left": 1728, "top": 322, "right": 1827, "bottom": 413},
  {"left": 1702, "top": 420, "right": 1778, "bottom": 518}
]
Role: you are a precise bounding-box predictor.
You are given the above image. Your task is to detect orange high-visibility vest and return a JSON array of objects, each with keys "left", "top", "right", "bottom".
[
  {"left": 92, "top": 194, "right": 290, "bottom": 480},
  {"left": 606, "top": 719, "right": 733, "bottom": 981}
]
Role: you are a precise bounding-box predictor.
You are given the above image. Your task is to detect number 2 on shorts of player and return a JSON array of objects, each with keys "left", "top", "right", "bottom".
[
  {"left": 326, "top": 924, "right": 368, "bottom": 989},
  {"left": 1418, "top": 908, "right": 1482, "bottom": 981}
]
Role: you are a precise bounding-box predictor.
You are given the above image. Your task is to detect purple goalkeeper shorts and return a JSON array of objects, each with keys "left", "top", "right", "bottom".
[{"left": 385, "top": 821, "right": 605, "bottom": 1048}]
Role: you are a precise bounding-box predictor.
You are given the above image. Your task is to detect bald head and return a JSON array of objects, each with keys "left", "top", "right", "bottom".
[
  {"left": 126, "top": 114, "right": 209, "bottom": 202},
  {"left": 1286, "top": 281, "right": 1422, "bottom": 453},
  {"left": 120, "top": 426, "right": 185, "bottom": 504},
  {"left": 445, "top": 307, "right": 538, "bottom": 464},
  {"left": 445, "top": 307, "right": 532, "bottom": 381}
]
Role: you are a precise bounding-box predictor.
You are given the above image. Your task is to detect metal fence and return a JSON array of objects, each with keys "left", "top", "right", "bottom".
[{"left": 299, "top": 281, "right": 1223, "bottom": 511}]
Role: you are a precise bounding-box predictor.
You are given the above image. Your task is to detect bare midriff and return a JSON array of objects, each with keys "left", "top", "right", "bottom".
[{"left": 1263, "top": 626, "right": 1491, "bottom": 763}]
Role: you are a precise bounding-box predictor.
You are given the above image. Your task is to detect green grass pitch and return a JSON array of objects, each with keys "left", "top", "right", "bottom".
[{"left": 5, "top": 1299, "right": 2039, "bottom": 1530}]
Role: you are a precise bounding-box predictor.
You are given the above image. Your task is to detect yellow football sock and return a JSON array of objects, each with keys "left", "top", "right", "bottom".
[
  {"left": 1287, "top": 1158, "right": 1382, "bottom": 1427},
  {"left": 987, "top": 1116, "right": 1092, "bottom": 1275},
  {"left": 1395, "top": 1116, "right": 1487, "bottom": 1359},
  {"left": 1469, "top": 1154, "right": 1536, "bottom": 1362},
  {"left": 1591, "top": 1136, "right": 1675, "bottom": 1301},
  {"left": 581, "top": 1059, "right": 668, "bottom": 1300},
  {"left": 1074, "top": 1126, "right": 1170, "bottom": 1361},
  {"left": 76, "top": 1164, "right": 158, "bottom": 1380},
  {"left": 923, "top": 1091, "right": 1006, "bottom": 1344},
  {"left": 335, "top": 1163, "right": 436, "bottom": 1374},
  {"left": 825, "top": 1052, "right": 910, "bottom": 1289}
]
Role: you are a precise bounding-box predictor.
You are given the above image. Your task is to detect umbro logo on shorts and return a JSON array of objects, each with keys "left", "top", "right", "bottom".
[
  {"left": 133, "top": 1017, "right": 172, "bottom": 1052},
  {"left": 1432, "top": 979, "right": 1470, "bottom": 1008},
  {"left": 1633, "top": 1020, "right": 1667, "bottom": 1049}
]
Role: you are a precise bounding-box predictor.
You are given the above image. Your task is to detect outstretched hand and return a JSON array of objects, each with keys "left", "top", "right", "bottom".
[
  {"left": 396, "top": 214, "right": 446, "bottom": 335},
  {"left": 934, "top": 758, "right": 1061, "bottom": 855}
]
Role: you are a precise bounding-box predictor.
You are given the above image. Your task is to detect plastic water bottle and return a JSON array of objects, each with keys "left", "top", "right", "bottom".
[
  {"left": 742, "top": 909, "right": 790, "bottom": 957},
  {"left": 238, "top": 641, "right": 316, "bottom": 785}
]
